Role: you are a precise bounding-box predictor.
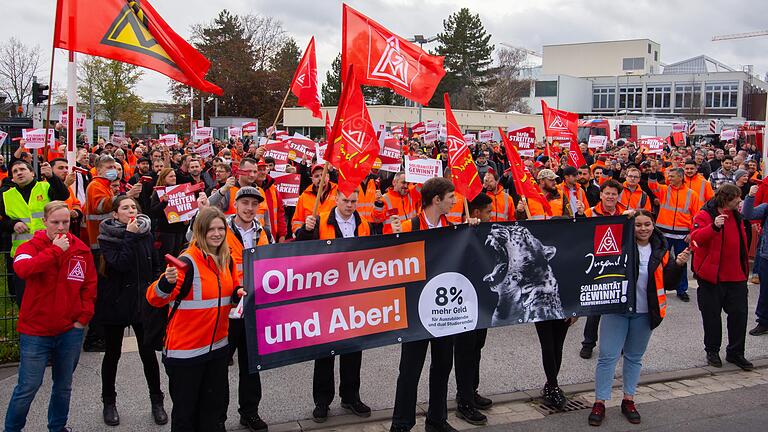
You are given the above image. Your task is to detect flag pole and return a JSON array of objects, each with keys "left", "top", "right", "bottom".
[
  {"left": 311, "top": 162, "right": 329, "bottom": 217},
  {"left": 65, "top": 49, "right": 77, "bottom": 169},
  {"left": 268, "top": 88, "right": 292, "bottom": 139},
  {"left": 41, "top": 33, "right": 57, "bottom": 170},
  {"left": 463, "top": 196, "right": 471, "bottom": 222},
  {"left": 521, "top": 196, "right": 532, "bottom": 219}
]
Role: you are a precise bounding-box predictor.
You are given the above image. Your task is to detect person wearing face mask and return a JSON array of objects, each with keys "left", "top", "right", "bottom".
[
  {"left": 588, "top": 210, "right": 689, "bottom": 426},
  {"left": 84, "top": 154, "right": 141, "bottom": 254},
  {"left": 93, "top": 196, "right": 168, "bottom": 427}
]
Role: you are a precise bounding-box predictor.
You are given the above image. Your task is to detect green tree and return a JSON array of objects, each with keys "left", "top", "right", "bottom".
[
  {"left": 321, "top": 53, "right": 342, "bottom": 106},
  {"left": 430, "top": 8, "right": 494, "bottom": 109},
  {"left": 321, "top": 53, "right": 406, "bottom": 106},
  {"left": 271, "top": 38, "right": 301, "bottom": 107},
  {"left": 78, "top": 56, "right": 145, "bottom": 131}
]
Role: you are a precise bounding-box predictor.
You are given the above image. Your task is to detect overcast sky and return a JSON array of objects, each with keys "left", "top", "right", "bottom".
[{"left": 5, "top": 0, "right": 768, "bottom": 102}]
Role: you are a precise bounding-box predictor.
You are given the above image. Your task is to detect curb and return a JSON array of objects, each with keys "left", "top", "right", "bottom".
[{"left": 255, "top": 356, "right": 768, "bottom": 432}]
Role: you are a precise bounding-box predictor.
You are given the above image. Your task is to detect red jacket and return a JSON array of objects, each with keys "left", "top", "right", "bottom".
[
  {"left": 13, "top": 230, "right": 97, "bottom": 336},
  {"left": 691, "top": 200, "right": 748, "bottom": 284}
]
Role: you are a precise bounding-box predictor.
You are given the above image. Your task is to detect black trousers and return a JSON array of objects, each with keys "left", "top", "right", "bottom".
[
  {"left": 229, "top": 318, "right": 262, "bottom": 417},
  {"left": 534, "top": 320, "right": 570, "bottom": 387},
  {"left": 391, "top": 336, "right": 454, "bottom": 429},
  {"left": 454, "top": 329, "right": 487, "bottom": 405},
  {"left": 581, "top": 315, "right": 601, "bottom": 349},
  {"left": 164, "top": 353, "right": 229, "bottom": 432},
  {"left": 696, "top": 278, "right": 748, "bottom": 357},
  {"left": 312, "top": 351, "right": 362, "bottom": 407},
  {"left": 102, "top": 323, "right": 162, "bottom": 403}
]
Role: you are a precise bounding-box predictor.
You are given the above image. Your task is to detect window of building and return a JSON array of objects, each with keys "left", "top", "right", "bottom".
[
  {"left": 623, "top": 57, "right": 645, "bottom": 71},
  {"left": 592, "top": 87, "right": 616, "bottom": 110},
  {"left": 648, "top": 43, "right": 652, "bottom": 54},
  {"left": 705, "top": 82, "right": 738, "bottom": 108},
  {"left": 619, "top": 86, "right": 643, "bottom": 110},
  {"left": 535, "top": 80, "right": 558, "bottom": 97},
  {"left": 646, "top": 84, "right": 671, "bottom": 109},
  {"left": 654, "top": 51, "right": 658, "bottom": 62},
  {"left": 675, "top": 83, "right": 698, "bottom": 109}
]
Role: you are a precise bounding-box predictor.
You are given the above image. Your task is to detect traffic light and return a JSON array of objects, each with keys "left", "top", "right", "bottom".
[{"left": 32, "top": 81, "right": 49, "bottom": 106}]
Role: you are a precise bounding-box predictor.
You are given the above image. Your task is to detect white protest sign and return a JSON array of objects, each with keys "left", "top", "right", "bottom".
[
  {"left": 193, "top": 140, "right": 214, "bottom": 159},
  {"left": 0, "top": 130, "right": 7, "bottom": 148},
  {"left": 159, "top": 134, "right": 178, "bottom": 146},
  {"left": 405, "top": 156, "right": 443, "bottom": 184},
  {"left": 478, "top": 130, "right": 494, "bottom": 142},
  {"left": 228, "top": 127, "right": 242, "bottom": 140},
  {"left": 720, "top": 129, "right": 738, "bottom": 141},
  {"left": 97, "top": 126, "right": 110, "bottom": 141},
  {"left": 588, "top": 135, "right": 608, "bottom": 149},
  {"left": 316, "top": 143, "right": 327, "bottom": 164},
  {"left": 194, "top": 127, "right": 213, "bottom": 142},
  {"left": 21, "top": 128, "right": 55, "bottom": 149},
  {"left": 113, "top": 120, "right": 126, "bottom": 138},
  {"left": 463, "top": 133, "right": 476, "bottom": 145},
  {"left": 422, "top": 130, "right": 438, "bottom": 144}
]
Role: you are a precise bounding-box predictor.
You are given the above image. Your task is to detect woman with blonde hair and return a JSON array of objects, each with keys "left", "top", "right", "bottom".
[{"left": 147, "top": 206, "right": 243, "bottom": 431}]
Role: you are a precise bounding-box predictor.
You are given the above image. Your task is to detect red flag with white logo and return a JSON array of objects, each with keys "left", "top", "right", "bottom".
[
  {"left": 541, "top": 101, "right": 584, "bottom": 167},
  {"left": 290, "top": 37, "right": 322, "bottom": 119},
  {"left": 327, "top": 65, "right": 380, "bottom": 196},
  {"left": 444, "top": 93, "right": 482, "bottom": 200},
  {"left": 342, "top": 4, "right": 446, "bottom": 105},
  {"left": 499, "top": 127, "right": 551, "bottom": 215}
]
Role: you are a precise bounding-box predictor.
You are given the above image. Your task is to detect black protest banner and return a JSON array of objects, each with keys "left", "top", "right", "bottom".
[{"left": 243, "top": 216, "right": 636, "bottom": 371}]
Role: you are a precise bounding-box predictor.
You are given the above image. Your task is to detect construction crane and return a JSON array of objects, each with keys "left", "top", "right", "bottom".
[
  {"left": 712, "top": 30, "right": 768, "bottom": 41},
  {"left": 499, "top": 43, "right": 542, "bottom": 58}
]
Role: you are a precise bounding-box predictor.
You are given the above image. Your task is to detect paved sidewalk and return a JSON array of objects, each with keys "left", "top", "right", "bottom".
[{"left": 0, "top": 276, "right": 766, "bottom": 431}]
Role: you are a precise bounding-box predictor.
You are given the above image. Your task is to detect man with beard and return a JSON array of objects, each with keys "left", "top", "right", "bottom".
[
  {"left": 483, "top": 169, "right": 516, "bottom": 221},
  {"left": 537, "top": 169, "right": 585, "bottom": 217},
  {"left": 558, "top": 166, "right": 589, "bottom": 216},
  {"left": 577, "top": 165, "right": 600, "bottom": 207}
]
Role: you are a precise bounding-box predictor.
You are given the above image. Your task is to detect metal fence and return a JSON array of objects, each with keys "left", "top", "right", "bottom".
[{"left": 0, "top": 251, "right": 19, "bottom": 363}]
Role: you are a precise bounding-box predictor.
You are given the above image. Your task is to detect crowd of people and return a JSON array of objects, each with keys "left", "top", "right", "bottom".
[{"left": 1, "top": 127, "right": 766, "bottom": 432}]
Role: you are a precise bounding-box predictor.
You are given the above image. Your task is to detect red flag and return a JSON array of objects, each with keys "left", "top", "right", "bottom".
[
  {"left": 327, "top": 66, "right": 380, "bottom": 196},
  {"left": 290, "top": 37, "right": 322, "bottom": 119},
  {"left": 342, "top": 4, "right": 446, "bottom": 105},
  {"left": 324, "top": 112, "right": 331, "bottom": 141},
  {"left": 403, "top": 121, "right": 409, "bottom": 139},
  {"left": 541, "top": 101, "right": 584, "bottom": 167},
  {"left": 54, "top": 0, "right": 221, "bottom": 95},
  {"left": 499, "top": 127, "right": 551, "bottom": 215},
  {"left": 444, "top": 93, "right": 482, "bottom": 200}
]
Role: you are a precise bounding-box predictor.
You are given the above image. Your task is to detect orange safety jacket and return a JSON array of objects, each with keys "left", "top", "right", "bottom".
[
  {"left": 648, "top": 179, "right": 700, "bottom": 235},
  {"left": 620, "top": 183, "right": 652, "bottom": 211},
  {"left": 584, "top": 201, "right": 626, "bottom": 217},
  {"left": 84, "top": 177, "right": 114, "bottom": 249},
  {"left": 146, "top": 243, "right": 239, "bottom": 362},
  {"left": 374, "top": 187, "right": 422, "bottom": 234},
  {"left": 291, "top": 183, "right": 338, "bottom": 234},
  {"left": 401, "top": 211, "right": 451, "bottom": 232},
  {"left": 684, "top": 173, "right": 714, "bottom": 204},
  {"left": 446, "top": 191, "right": 465, "bottom": 224},
  {"left": 317, "top": 208, "right": 371, "bottom": 239},
  {"left": 557, "top": 182, "right": 589, "bottom": 214},
  {"left": 356, "top": 178, "right": 378, "bottom": 224},
  {"left": 486, "top": 186, "right": 516, "bottom": 222},
  {"left": 226, "top": 217, "right": 269, "bottom": 284}
]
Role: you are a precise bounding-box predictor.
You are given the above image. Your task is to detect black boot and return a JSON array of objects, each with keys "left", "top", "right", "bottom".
[
  {"left": 103, "top": 401, "right": 119, "bottom": 426},
  {"left": 150, "top": 393, "right": 168, "bottom": 425}
]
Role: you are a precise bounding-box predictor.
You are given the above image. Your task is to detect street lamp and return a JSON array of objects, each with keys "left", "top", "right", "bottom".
[{"left": 408, "top": 34, "right": 438, "bottom": 123}]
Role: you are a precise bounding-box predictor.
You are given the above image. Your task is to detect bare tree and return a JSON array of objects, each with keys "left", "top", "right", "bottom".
[
  {"left": 484, "top": 47, "right": 532, "bottom": 113},
  {"left": 241, "top": 14, "right": 287, "bottom": 71},
  {"left": 0, "top": 37, "right": 41, "bottom": 114}
]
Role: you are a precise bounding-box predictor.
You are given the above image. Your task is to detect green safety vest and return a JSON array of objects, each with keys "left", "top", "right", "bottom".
[{"left": 3, "top": 181, "right": 51, "bottom": 257}]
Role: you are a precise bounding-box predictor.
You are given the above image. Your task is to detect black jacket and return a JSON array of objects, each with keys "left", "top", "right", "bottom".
[
  {"left": 93, "top": 216, "right": 162, "bottom": 337},
  {"left": 638, "top": 229, "right": 684, "bottom": 330}
]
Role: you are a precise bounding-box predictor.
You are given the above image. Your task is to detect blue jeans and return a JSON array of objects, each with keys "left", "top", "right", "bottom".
[
  {"left": 667, "top": 237, "right": 689, "bottom": 295},
  {"left": 757, "top": 257, "right": 768, "bottom": 326},
  {"left": 4, "top": 327, "right": 85, "bottom": 432},
  {"left": 594, "top": 313, "right": 652, "bottom": 400}
]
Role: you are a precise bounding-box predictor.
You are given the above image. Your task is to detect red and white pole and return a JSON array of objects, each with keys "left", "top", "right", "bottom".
[{"left": 66, "top": 49, "right": 77, "bottom": 169}]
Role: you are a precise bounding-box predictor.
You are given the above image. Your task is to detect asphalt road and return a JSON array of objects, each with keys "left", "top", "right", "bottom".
[
  {"left": 478, "top": 383, "right": 768, "bottom": 432},
  {"left": 1, "top": 277, "right": 766, "bottom": 431}
]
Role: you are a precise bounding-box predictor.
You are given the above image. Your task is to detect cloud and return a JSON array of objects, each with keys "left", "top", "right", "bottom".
[{"left": 3, "top": 0, "right": 767, "bottom": 102}]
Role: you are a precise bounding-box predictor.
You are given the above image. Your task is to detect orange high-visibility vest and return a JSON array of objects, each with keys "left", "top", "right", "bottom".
[
  {"left": 684, "top": 174, "right": 714, "bottom": 204},
  {"left": 317, "top": 209, "right": 371, "bottom": 239},
  {"left": 226, "top": 220, "right": 269, "bottom": 284},
  {"left": 649, "top": 180, "right": 700, "bottom": 234},
  {"left": 446, "top": 191, "right": 465, "bottom": 224},
  {"left": 84, "top": 177, "right": 114, "bottom": 249},
  {"left": 146, "top": 243, "right": 238, "bottom": 361},
  {"left": 291, "top": 183, "right": 338, "bottom": 234},
  {"left": 356, "top": 179, "right": 378, "bottom": 224},
  {"left": 374, "top": 188, "right": 421, "bottom": 234},
  {"left": 620, "top": 183, "right": 652, "bottom": 211},
  {"left": 486, "top": 186, "right": 516, "bottom": 222}
]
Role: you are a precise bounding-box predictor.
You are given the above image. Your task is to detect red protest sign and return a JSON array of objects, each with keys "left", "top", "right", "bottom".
[
  {"left": 271, "top": 172, "right": 301, "bottom": 206},
  {"left": 242, "top": 122, "right": 258, "bottom": 136},
  {"left": 507, "top": 127, "right": 536, "bottom": 157},
  {"left": 163, "top": 184, "right": 200, "bottom": 223},
  {"left": 639, "top": 137, "right": 665, "bottom": 155},
  {"left": 263, "top": 141, "right": 290, "bottom": 172},
  {"left": 379, "top": 138, "right": 403, "bottom": 172}
]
